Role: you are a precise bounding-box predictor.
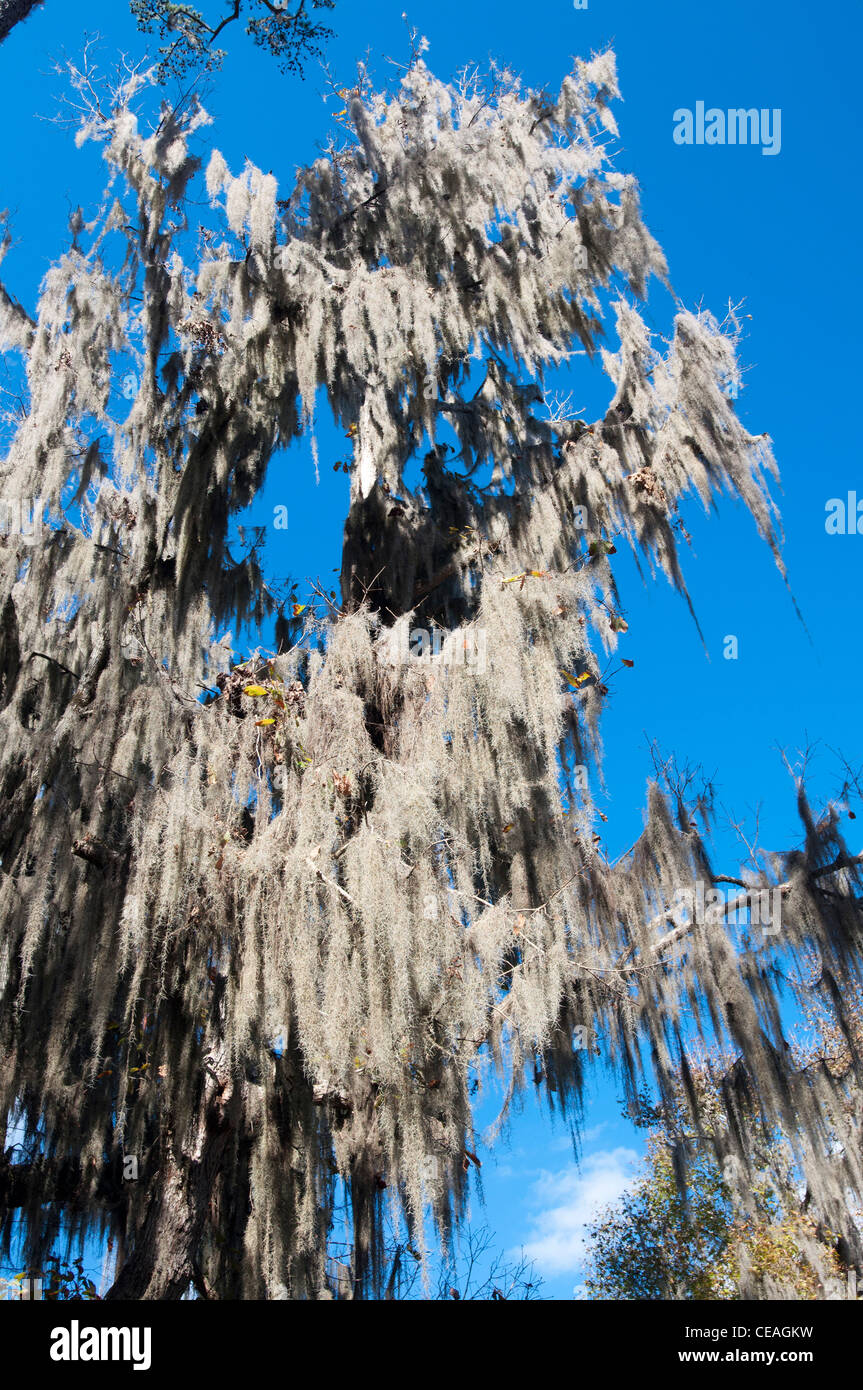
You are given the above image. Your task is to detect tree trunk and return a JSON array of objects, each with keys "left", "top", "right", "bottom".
[
  {"left": 105, "top": 1132, "right": 232, "bottom": 1300},
  {"left": 105, "top": 1051, "right": 237, "bottom": 1300}
]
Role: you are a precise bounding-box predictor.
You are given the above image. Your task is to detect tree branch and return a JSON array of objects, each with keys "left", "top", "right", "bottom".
[
  {"left": 0, "top": 1151, "right": 123, "bottom": 1209},
  {"left": 209, "top": 0, "right": 243, "bottom": 44},
  {"left": 28, "top": 650, "right": 79, "bottom": 681},
  {"left": 623, "top": 852, "right": 863, "bottom": 969}
]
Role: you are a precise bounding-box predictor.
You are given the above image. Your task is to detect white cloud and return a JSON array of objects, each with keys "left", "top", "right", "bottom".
[
  {"left": 515, "top": 1146, "right": 640, "bottom": 1276},
  {"left": 545, "top": 1121, "right": 610, "bottom": 1156},
  {"left": 580, "top": 1122, "right": 608, "bottom": 1146}
]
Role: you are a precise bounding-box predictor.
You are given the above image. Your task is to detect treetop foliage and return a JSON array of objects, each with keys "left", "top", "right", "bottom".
[
  {"left": 584, "top": 1049, "right": 855, "bottom": 1301},
  {"left": 129, "top": 0, "right": 336, "bottom": 82}
]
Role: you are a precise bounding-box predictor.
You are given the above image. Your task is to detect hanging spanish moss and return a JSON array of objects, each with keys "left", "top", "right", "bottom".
[{"left": 0, "top": 47, "right": 861, "bottom": 1300}]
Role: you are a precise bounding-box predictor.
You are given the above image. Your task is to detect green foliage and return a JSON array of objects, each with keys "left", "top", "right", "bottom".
[
  {"left": 12, "top": 1255, "right": 101, "bottom": 1300},
  {"left": 129, "top": 0, "right": 336, "bottom": 84},
  {"left": 584, "top": 1141, "right": 737, "bottom": 1299},
  {"left": 582, "top": 1074, "right": 847, "bottom": 1300}
]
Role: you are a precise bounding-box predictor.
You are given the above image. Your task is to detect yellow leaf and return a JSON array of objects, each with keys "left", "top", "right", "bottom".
[
  {"left": 255, "top": 717, "right": 276, "bottom": 726},
  {"left": 502, "top": 573, "right": 525, "bottom": 584},
  {"left": 292, "top": 603, "right": 306, "bottom": 617},
  {"left": 243, "top": 685, "right": 269, "bottom": 697},
  {"left": 502, "top": 822, "right": 514, "bottom": 833},
  {"left": 561, "top": 668, "right": 591, "bottom": 689},
  {"left": 335, "top": 108, "right": 348, "bottom": 118}
]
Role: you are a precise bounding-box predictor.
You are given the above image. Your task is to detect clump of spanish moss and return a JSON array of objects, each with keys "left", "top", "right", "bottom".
[{"left": 0, "top": 48, "right": 861, "bottom": 1300}]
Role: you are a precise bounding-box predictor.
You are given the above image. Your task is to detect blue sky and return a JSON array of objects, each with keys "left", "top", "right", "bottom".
[{"left": 1, "top": 0, "right": 861, "bottom": 1297}]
